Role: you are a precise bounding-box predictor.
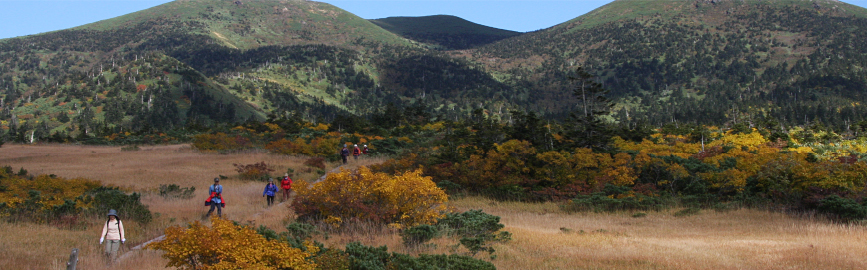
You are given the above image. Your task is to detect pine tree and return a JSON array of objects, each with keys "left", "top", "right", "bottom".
[{"left": 562, "top": 67, "right": 614, "bottom": 151}]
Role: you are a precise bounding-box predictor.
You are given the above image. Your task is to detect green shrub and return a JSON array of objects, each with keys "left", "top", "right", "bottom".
[
  {"left": 673, "top": 207, "right": 701, "bottom": 217},
  {"left": 562, "top": 192, "right": 671, "bottom": 213},
  {"left": 818, "top": 195, "right": 866, "bottom": 222},
  {"left": 401, "top": 224, "right": 439, "bottom": 247},
  {"left": 255, "top": 222, "right": 326, "bottom": 251},
  {"left": 437, "top": 209, "right": 511, "bottom": 256},
  {"left": 88, "top": 187, "right": 152, "bottom": 224},
  {"left": 344, "top": 242, "right": 494, "bottom": 270},
  {"left": 158, "top": 184, "right": 195, "bottom": 199},
  {"left": 120, "top": 145, "right": 141, "bottom": 151},
  {"left": 390, "top": 253, "right": 496, "bottom": 270},
  {"left": 345, "top": 242, "right": 390, "bottom": 270}
]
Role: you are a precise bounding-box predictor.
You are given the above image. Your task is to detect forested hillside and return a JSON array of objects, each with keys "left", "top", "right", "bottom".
[
  {"left": 3, "top": 0, "right": 867, "bottom": 143},
  {"left": 474, "top": 0, "right": 867, "bottom": 129}
]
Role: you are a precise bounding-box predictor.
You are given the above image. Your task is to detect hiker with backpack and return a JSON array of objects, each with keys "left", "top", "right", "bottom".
[
  {"left": 99, "top": 209, "right": 125, "bottom": 263},
  {"left": 353, "top": 144, "right": 362, "bottom": 160},
  {"left": 205, "top": 177, "right": 225, "bottom": 218},
  {"left": 263, "top": 178, "right": 278, "bottom": 207},
  {"left": 281, "top": 173, "right": 293, "bottom": 202},
  {"left": 340, "top": 144, "right": 350, "bottom": 164}
]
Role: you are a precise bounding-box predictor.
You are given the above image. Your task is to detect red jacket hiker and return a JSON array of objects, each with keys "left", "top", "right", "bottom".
[
  {"left": 281, "top": 174, "right": 293, "bottom": 201},
  {"left": 281, "top": 176, "right": 293, "bottom": 190}
]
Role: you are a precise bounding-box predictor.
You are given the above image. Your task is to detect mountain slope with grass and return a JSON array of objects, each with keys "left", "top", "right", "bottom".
[
  {"left": 4, "top": 0, "right": 867, "bottom": 143},
  {"left": 370, "top": 15, "right": 522, "bottom": 50},
  {"left": 0, "top": 0, "right": 420, "bottom": 141}
]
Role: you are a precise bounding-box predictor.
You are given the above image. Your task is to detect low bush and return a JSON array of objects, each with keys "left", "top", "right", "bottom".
[
  {"left": 304, "top": 157, "right": 326, "bottom": 170},
  {"left": 158, "top": 184, "right": 195, "bottom": 199},
  {"left": 293, "top": 166, "right": 448, "bottom": 228},
  {"left": 674, "top": 207, "right": 701, "bottom": 217},
  {"left": 120, "top": 145, "right": 141, "bottom": 151},
  {"left": 89, "top": 187, "right": 153, "bottom": 224},
  {"left": 818, "top": 195, "right": 866, "bottom": 222},
  {"left": 562, "top": 192, "right": 671, "bottom": 213},
  {"left": 0, "top": 168, "right": 151, "bottom": 225},
  {"left": 401, "top": 224, "right": 439, "bottom": 247},
  {"left": 437, "top": 209, "right": 511, "bottom": 256},
  {"left": 234, "top": 161, "right": 274, "bottom": 181},
  {"left": 344, "top": 242, "right": 494, "bottom": 270},
  {"left": 148, "top": 218, "right": 318, "bottom": 269}
]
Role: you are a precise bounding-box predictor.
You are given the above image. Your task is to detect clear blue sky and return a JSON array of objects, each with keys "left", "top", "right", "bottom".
[{"left": 2, "top": 0, "right": 867, "bottom": 39}]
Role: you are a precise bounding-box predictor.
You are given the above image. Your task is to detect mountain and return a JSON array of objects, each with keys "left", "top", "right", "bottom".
[
  {"left": 370, "top": 15, "right": 522, "bottom": 50},
  {"left": 472, "top": 0, "right": 867, "bottom": 128},
  {"left": 0, "top": 0, "right": 426, "bottom": 140},
  {"left": 4, "top": 0, "right": 867, "bottom": 142}
]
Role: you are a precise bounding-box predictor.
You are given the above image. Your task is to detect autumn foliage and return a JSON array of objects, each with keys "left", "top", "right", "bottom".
[
  {"left": 293, "top": 166, "right": 448, "bottom": 228},
  {"left": 147, "top": 217, "right": 318, "bottom": 270}
]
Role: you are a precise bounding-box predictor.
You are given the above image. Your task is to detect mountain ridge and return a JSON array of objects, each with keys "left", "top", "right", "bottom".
[{"left": 3, "top": 0, "right": 867, "bottom": 142}]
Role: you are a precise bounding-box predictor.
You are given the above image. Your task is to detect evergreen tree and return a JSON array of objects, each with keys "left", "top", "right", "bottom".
[{"left": 562, "top": 67, "right": 614, "bottom": 151}]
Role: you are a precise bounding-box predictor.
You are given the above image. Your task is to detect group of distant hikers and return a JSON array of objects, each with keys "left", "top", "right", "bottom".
[
  {"left": 98, "top": 144, "right": 370, "bottom": 264},
  {"left": 340, "top": 144, "right": 369, "bottom": 164}
]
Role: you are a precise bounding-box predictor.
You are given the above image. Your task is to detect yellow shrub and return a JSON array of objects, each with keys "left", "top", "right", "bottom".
[
  {"left": 147, "top": 218, "right": 317, "bottom": 270},
  {"left": 293, "top": 167, "right": 447, "bottom": 228}
]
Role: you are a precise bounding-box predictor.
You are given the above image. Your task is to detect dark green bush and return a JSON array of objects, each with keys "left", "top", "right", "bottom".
[
  {"left": 255, "top": 222, "right": 326, "bottom": 251},
  {"left": 674, "top": 207, "right": 701, "bottom": 217},
  {"left": 88, "top": 187, "right": 152, "bottom": 224},
  {"left": 437, "top": 209, "right": 511, "bottom": 256},
  {"left": 563, "top": 192, "right": 671, "bottom": 213},
  {"left": 401, "top": 224, "right": 439, "bottom": 247},
  {"left": 346, "top": 242, "right": 390, "bottom": 270},
  {"left": 159, "top": 184, "right": 195, "bottom": 199},
  {"left": 344, "top": 242, "right": 495, "bottom": 270},
  {"left": 390, "top": 253, "right": 496, "bottom": 270},
  {"left": 818, "top": 195, "right": 866, "bottom": 222}
]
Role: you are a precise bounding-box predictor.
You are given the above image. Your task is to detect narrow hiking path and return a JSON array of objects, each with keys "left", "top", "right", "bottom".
[{"left": 117, "top": 163, "right": 349, "bottom": 261}]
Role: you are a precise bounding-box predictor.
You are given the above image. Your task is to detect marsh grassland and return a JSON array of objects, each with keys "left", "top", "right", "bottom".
[{"left": 1, "top": 144, "right": 865, "bottom": 269}]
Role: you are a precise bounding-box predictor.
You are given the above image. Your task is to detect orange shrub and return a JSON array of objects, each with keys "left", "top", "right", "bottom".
[
  {"left": 147, "top": 218, "right": 318, "bottom": 270},
  {"left": 293, "top": 167, "right": 448, "bottom": 229}
]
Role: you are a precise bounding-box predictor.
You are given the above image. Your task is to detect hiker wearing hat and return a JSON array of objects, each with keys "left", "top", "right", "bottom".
[
  {"left": 99, "top": 209, "right": 125, "bottom": 263},
  {"left": 206, "top": 177, "right": 224, "bottom": 217},
  {"left": 352, "top": 144, "right": 361, "bottom": 160},
  {"left": 263, "top": 178, "right": 278, "bottom": 207},
  {"left": 280, "top": 173, "right": 293, "bottom": 202},
  {"left": 362, "top": 144, "right": 369, "bottom": 155}
]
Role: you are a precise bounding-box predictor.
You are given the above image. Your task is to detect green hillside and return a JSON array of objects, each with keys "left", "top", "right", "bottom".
[
  {"left": 370, "top": 15, "right": 522, "bottom": 50},
  {"left": 474, "top": 0, "right": 867, "bottom": 128},
  {"left": 0, "top": 0, "right": 418, "bottom": 141},
  {"left": 4, "top": 0, "right": 867, "bottom": 143}
]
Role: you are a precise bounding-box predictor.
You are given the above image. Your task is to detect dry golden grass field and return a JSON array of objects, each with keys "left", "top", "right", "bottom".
[{"left": 1, "top": 144, "right": 866, "bottom": 270}]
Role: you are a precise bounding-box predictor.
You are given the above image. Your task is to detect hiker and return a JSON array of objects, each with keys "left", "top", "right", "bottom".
[
  {"left": 99, "top": 209, "right": 125, "bottom": 263},
  {"left": 205, "top": 177, "right": 224, "bottom": 218},
  {"left": 263, "top": 178, "right": 278, "bottom": 207},
  {"left": 363, "top": 144, "right": 369, "bottom": 155},
  {"left": 353, "top": 144, "right": 361, "bottom": 160},
  {"left": 340, "top": 144, "right": 350, "bottom": 164},
  {"left": 281, "top": 173, "right": 293, "bottom": 202}
]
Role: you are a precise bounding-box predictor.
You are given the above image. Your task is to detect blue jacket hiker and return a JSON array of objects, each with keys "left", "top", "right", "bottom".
[
  {"left": 206, "top": 178, "right": 224, "bottom": 218},
  {"left": 263, "top": 178, "right": 278, "bottom": 206}
]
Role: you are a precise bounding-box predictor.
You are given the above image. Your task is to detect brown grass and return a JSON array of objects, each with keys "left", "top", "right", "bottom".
[{"left": 1, "top": 144, "right": 866, "bottom": 269}]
